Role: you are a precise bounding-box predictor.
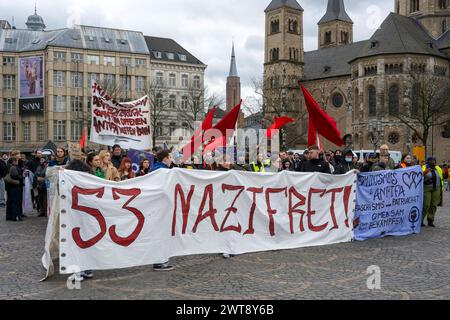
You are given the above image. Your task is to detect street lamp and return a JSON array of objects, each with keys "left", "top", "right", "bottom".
[{"left": 368, "top": 120, "right": 383, "bottom": 153}]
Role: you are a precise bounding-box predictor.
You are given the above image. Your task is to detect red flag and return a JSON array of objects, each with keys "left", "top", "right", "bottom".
[
  {"left": 203, "top": 136, "right": 227, "bottom": 153},
  {"left": 300, "top": 85, "right": 344, "bottom": 147},
  {"left": 182, "top": 107, "right": 217, "bottom": 162},
  {"left": 79, "top": 128, "right": 87, "bottom": 149},
  {"left": 266, "top": 116, "right": 295, "bottom": 138},
  {"left": 203, "top": 100, "right": 242, "bottom": 150}
]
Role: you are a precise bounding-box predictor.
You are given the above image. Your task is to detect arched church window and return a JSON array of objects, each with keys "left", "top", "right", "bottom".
[
  {"left": 439, "top": 0, "right": 448, "bottom": 9},
  {"left": 271, "top": 20, "right": 280, "bottom": 34},
  {"left": 388, "top": 84, "right": 400, "bottom": 116},
  {"left": 388, "top": 132, "right": 400, "bottom": 145},
  {"left": 410, "top": 0, "right": 420, "bottom": 13},
  {"left": 324, "top": 31, "right": 332, "bottom": 45},
  {"left": 332, "top": 92, "right": 344, "bottom": 108},
  {"left": 368, "top": 86, "right": 377, "bottom": 116}
]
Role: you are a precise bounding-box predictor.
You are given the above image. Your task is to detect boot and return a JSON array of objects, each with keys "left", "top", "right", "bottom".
[{"left": 428, "top": 220, "right": 435, "bottom": 228}]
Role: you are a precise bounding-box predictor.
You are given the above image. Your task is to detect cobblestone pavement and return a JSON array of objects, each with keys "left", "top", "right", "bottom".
[{"left": 1, "top": 192, "right": 449, "bottom": 300}]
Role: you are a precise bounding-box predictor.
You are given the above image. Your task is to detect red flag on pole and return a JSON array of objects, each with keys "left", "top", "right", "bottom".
[
  {"left": 182, "top": 107, "right": 217, "bottom": 162},
  {"left": 79, "top": 128, "right": 87, "bottom": 149},
  {"left": 300, "top": 85, "right": 344, "bottom": 147},
  {"left": 266, "top": 116, "right": 295, "bottom": 139},
  {"left": 203, "top": 100, "right": 242, "bottom": 151}
]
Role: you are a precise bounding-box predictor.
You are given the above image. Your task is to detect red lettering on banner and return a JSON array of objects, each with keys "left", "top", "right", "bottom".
[
  {"left": 71, "top": 187, "right": 106, "bottom": 249},
  {"left": 343, "top": 185, "right": 353, "bottom": 228},
  {"left": 244, "top": 187, "right": 264, "bottom": 235},
  {"left": 288, "top": 187, "right": 306, "bottom": 234},
  {"left": 109, "top": 188, "right": 145, "bottom": 247},
  {"left": 307, "top": 189, "right": 329, "bottom": 232},
  {"left": 265, "top": 188, "right": 288, "bottom": 237},
  {"left": 192, "top": 184, "right": 219, "bottom": 233},
  {"left": 172, "top": 184, "right": 195, "bottom": 236},
  {"left": 325, "top": 188, "right": 344, "bottom": 231},
  {"left": 220, "top": 184, "right": 245, "bottom": 233}
]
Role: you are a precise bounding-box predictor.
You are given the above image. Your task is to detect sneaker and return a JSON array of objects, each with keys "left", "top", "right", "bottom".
[
  {"left": 153, "top": 263, "right": 174, "bottom": 272},
  {"left": 80, "top": 270, "right": 94, "bottom": 279},
  {"left": 68, "top": 273, "right": 85, "bottom": 282}
]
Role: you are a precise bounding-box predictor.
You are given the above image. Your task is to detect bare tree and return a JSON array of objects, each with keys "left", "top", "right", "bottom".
[
  {"left": 95, "top": 78, "right": 125, "bottom": 101},
  {"left": 144, "top": 79, "right": 171, "bottom": 147},
  {"left": 176, "top": 85, "right": 224, "bottom": 132},
  {"left": 251, "top": 76, "right": 308, "bottom": 148},
  {"left": 393, "top": 71, "right": 450, "bottom": 156}
]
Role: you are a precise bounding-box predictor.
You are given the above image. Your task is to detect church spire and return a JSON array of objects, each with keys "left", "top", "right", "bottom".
[
  {"left": 228, "top": 42, "right": 239, "bottom": 77},
  {"left": 318, "top": 0, "right": 353, "bottom": 25}
]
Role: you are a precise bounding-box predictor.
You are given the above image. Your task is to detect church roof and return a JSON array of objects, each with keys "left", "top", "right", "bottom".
[
  {"left": 265, "top": 0, "right": 303, "bottom": 13},
  {"left": 303, "top": 40, "right": 368, "bottom": 80},
  {"left": 228, "top": 43, "right": 238, "bottom": 77},
  {"left": 437, "top": 28, "right": 450, "bottom": 50},
  {"left": 318, "top": 0, "right": 353, "bottom": 24},
  {"left": 349, "top": 13, "right": 448, "bottom": 62}
]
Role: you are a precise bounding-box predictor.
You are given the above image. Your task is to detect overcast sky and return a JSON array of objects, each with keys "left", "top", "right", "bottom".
[{"left": 1, "top": 0, "right": 394, "bottom": 105}]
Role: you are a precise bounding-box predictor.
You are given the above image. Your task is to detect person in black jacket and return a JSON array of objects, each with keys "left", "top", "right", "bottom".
[
  {"left": 334, "top": 150, "right": 357, "bottom": 174},
  {"left": 301, "top": 145, "right": 331, "bottom": 174},
  {"left": 111, "top": 144, "right": 124, "bottom": 170},
  {"left": 5, "top": 154, "right": 24, "bottom": 222}
]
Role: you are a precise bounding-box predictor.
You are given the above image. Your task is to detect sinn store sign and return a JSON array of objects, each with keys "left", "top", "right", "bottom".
[{"left": 20, "top": 98, "right": 45, "bottom": 115}]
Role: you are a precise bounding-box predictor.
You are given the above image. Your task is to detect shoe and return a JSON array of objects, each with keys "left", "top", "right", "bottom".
[
  {"left": 80, "top": 270, "right": 94, "bottom": 279},
  {"left": 153, "top": 263, "right": 174, "bottom": 272},
  {"left": 68, "top": 273, "right": 85, "bottom": 282},
  {"left": 15, "top": 217, "right": 23, "bottom": 222},
  {"left": 428, "top": 221, "right": 436, "bottom": 228},
  {"left": 222, "top": 253, "right": 231, "bottom": 259},
  {"left": 421, "top": 223, "right": 426, "bottom": 227}
]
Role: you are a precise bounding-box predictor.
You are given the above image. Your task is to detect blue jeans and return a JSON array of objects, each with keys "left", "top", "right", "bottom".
[{"left": 0, "top": 178, "right": 6, "bottom": 207}]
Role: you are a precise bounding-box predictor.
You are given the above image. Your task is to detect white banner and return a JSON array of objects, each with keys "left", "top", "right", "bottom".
[
  {"left": 55, "top": 169, "right": 356, "bottom": 274},
  {"left": 90, "top": 83, "right": 151, "bottom": 150}
]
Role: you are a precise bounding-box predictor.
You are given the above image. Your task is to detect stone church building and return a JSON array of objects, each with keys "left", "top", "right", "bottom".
[{"left": 263, "top": 0, "right": 450, "bottom": 162}]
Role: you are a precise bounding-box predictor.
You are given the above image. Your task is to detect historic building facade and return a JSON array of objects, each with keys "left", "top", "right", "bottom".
[
  {"left": 0, "top": 10, "right": 206, "bottom": 152},
  {"left": 264, "top": 0, "right": 450, "bottom": 161}
]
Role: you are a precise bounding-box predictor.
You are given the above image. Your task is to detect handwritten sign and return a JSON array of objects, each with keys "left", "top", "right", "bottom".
[
  {"left": 90, "top": 83, "right": 151, "bottom": 150},
  {"left": 354, "top": 166, "right": 423, "bottom": 241}
]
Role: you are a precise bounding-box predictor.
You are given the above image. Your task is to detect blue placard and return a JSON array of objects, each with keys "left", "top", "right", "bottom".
[
  {"left": 127, "top": 149, "right": 155, "bottom": 174},
  {"left": 354, "top": 166, "right": 424, "bottom": 241}
]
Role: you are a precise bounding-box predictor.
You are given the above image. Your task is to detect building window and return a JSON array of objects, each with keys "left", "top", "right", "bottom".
[
  {"left": 3, "top": 75, "right": 15, "bottom": 90},
  {"left": 71, "top": 121, "right": 83, "bottom": 141},
  {"left": 169, "top": 74, "right": 176, "bottom": 87},
  {"left": 71, "top": 96, "right": 83, "bottom": 112},
  {"left": 37, "top": 121, "right": 46, "bottom": 141},
  {"left": 368, "top": 86, "right": 377, "bottom": 116},
  {"left": 3, "top": 98, "right": 15, "bottom": 114},
  {"left": 156, "top": 94, "right": 164, "bottom": 109},
  {"left": 23, "top": 122, "right": 31, "bottom": 142},
  {"left": 166, "top": 53, "right": 175, "bottom": 60},
  {"left": 71, "top": 53, "right": 83, "bottom": 63},
  {"left": 54, "top": 121, "right": 66, "bottom": 141},
  {"left": 179, "top": 54, "right": 187, "bottom": 61},
  {"left": 156, "top": 122, "right": 163, "bottom": 137},
  {"left": 136, "top": 58, "right": 146, "bottom": 67},
  {"left": 443, "top": 19, "right": 448, "bottom": 33},
  {"left": 53, "top": 71, "right": 65, "bottom": 87},
  {"left": 193, "top": 76, "right": 201, "bottom": 89},
  {"left": 53, "top": 96, "right": 67, "bottom": 112},
  {"left": 120, "top": 75, "right": 131, "bottom": 91},
  {"left": 439, "top": 0, "right": 448, "bottom": 9},
  {"left": 332, "top": 92, "right": 344, "bottom": 108},
  {"left": 182, "top": 123, "right": 189, "bottom": 137},
  {"left": 388, "top": 132, "right": 400, "bottom": 145},
  {"left": 71, "top": 72, "right": 83, "bottom": 88},
  {"left": 270, "top": 48, "right": 279, "bottom": 62},
  {"left": 270, "top": 19, "right": 280, "bottom": 34},
  {"left": 3, "top": 122, "right": 16, "bottom": 141},
  {"left": 156, "top": 72, "right": 164, "bottom": 86},
  {"left": 169, "top": 95, "right": 176, "bottom": 109},
  {"left": 181, "top": 74, "right": 189, "bottom": 88},
  {"left": 120, "top": 57, "right": 132, "bottom": 66},
  {"left": 169, "top": 122, "right": 176, "bottom": 137},
  {"left": 104, "top": 56, "right": 116, "bottom": 66},
  {"left": 324, "top": 31, "right": 332, "bottom": 45},
  {"left": 288, "top": 19, "right": 298, "bottom": 33},
  {"left": 154, "top": 51, "right": 163, "bottom": 59},
  {"left": 410, "top": 0, "right": 420, "bottom": 12},
  {"left": 105, "top": 74, "right": 115, "bottom": 85},
  {"left": 2, "top": 56, "right": 15, "bottom": 66},
  {"left": 181, "top": 96, "right": 188, "bottom": 110},
  {"left": 341, "top": 31, "right": 349, "bottom": 44},
  {"left": 53, "top": 51, "right": 66, "bottom": 61},
  {"left": 88, "top": 73, "right": 99, "bottom": 86},
  {"left": 87, "top": 55, "right": 100, "bottom": 65},
  {"left": 388, "top": 84, "right": 400, "bottom": 115},
  {"left": 136, "top": 76, "right": 145, "bottom": 92}
]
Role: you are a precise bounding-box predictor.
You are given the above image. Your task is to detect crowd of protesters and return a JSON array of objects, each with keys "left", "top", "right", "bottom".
[{"left": 1, "top": 142, "right": 448, "bottom": 278}]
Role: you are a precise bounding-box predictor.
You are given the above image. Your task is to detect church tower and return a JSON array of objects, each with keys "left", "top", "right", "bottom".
[
  {"left": 395, "top": 0, "right": 449, "bottom": 38},
  {"left": 226, "top": 43, "right": 244, "bottom": 127},
  {"left": 318, "top": 0, "right": 353, "bottom": 49},
  {"left": 263, "top": 0, "right": 305, "bottom": 148}
]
